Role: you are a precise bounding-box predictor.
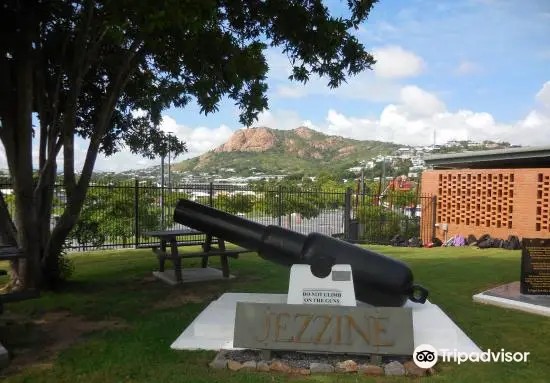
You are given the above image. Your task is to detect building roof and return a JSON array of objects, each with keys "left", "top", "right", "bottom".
[{"left": 424, "top": 146, "right": 550, "bottom": 169}]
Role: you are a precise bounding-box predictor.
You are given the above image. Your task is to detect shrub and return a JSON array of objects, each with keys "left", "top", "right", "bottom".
[
  {"left": 357, "top": 205, "right": 418, "bottom": 243},
  {"left": 58, "top": 244, "right": 75, "bottom": 281}
]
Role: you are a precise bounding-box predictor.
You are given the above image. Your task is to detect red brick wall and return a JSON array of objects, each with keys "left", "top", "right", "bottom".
[{"left": 421, "top": 168, "right": 550, "bottom": 242}]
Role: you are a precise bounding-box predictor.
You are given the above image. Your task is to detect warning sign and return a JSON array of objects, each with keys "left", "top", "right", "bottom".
[{"left": 302, "top": 289, "right": 342, "bottom": 305}]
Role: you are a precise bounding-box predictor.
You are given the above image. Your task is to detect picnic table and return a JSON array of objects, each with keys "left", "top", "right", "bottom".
[{"left": 143, "top": 229, "right": 251, "bottom": 284}]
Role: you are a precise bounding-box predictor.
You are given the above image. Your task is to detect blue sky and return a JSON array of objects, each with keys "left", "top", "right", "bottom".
[
  {"left": 167, "top": 0, "right": 550, "bottom": 125},
  {"left": 170, "top": 0, "right": 549, "bottom": 127},
  {"left": 3, "top": 0, "right": 549, "bottom": 171}
]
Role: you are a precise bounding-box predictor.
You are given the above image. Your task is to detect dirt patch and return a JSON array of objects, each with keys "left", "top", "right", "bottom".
[
  {"left": 152, "top": 284, "right": 224, "bottom": 309},
  {"left": 112, "top": 274, "right": 160, "bottom": 292},
  {"left": 0, "top": 310, "right": 128, "bottom": 375},
  {"left": 140, "top": 275, "right": 158, "bottom": 284}
]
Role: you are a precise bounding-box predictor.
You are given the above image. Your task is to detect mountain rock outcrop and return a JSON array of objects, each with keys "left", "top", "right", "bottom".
[
  {"left": 175, "top": 126, "right": 402, "bottom": 174},
  {"left": 213, "top": 127, "right": 276, "bottom": 153}
]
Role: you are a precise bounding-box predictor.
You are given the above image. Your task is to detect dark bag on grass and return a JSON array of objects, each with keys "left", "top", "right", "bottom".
[
  {"left": 493, "top": 238, "right": 505, "bottom": 248},
  {"left": 478, "top": 234, "right": 491, "bottom": 243},
  {"left": 467, "top": 234, "right": 477, "bottom": 245},
  {"left": 409, "top": 237, "right": 423, "bottom": 248},
  {"left": 391, "top": 234, "right": 406, "bottom": 247},
  {"left": 477, "top": 236, "right": 493, "bottom": 249},
  {"left": 432, "top": 237, "right": 443, "bottom": 247},
  {"left": 505, "top": 235, "right": 521, "bottom": 250}
]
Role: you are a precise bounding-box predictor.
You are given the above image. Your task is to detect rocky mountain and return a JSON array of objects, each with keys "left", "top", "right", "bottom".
[{"left": 172, "top": 126, "right": 402, "bottom": 176}]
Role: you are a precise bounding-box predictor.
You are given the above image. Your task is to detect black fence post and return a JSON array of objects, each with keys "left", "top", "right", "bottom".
[
  {"left": 431, "top": 195, "right": 437, "bottom": 240},
  {"left": 277, "top": 185, "right": 283, "bottom": 227},
  {"left": 344, "top": 187, "right": 352, "bottom": 239},
  {"left": 209, "top": 182, "right": 214, "bottom": 207},
  {"left": 134, "top": 179, "right": 139, "bottom": 248}
]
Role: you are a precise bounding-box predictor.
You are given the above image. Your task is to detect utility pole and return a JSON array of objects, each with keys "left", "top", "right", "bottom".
[
  {"left": 360, "top": 165, "right": 365, "bottom": 205},
  {"left": 381, "top": 157, "right": 386, "bottom": 184},
  {"left": 360, "top": 167, "right": 364, "bottom": 193},
  {"left": 168, "top": 137, "right": 171, "bottom": 188},
  {"left": 160, "top": 154, "right": 165, "bottom": 229}
]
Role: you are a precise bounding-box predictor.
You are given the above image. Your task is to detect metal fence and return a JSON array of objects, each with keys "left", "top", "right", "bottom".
[
  {"left": 0, "top": 181, "right": 347, "bottom": 251},
  {"left": 0, "top": 181, "right": 435, "bottom": 251},
  {"left": 349, "top": 191, "right": 436, "bottom": 245}
]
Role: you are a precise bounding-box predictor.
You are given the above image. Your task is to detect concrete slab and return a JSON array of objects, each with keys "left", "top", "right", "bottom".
[
  {"left": 171, "top": 293, "right": 481, "bottom": 354},
  {"left": 473, "top": 281, "right": 550, "bottom": 317},
  {"left": 152, "top": 268, "right": 235, "bottom": 286}
]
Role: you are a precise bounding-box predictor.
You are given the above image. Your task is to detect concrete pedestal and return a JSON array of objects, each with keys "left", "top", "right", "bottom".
[{"left": 171, "top": 293, "right": 481, "bottom": 354}]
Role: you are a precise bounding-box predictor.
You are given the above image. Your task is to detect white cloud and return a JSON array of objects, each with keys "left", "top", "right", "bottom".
[
  {"left": 372, "top": 46, "right": 425, "bottom": 79},
  {"left": 265, "top": 45, "right": 425, "bottom": 102},
  {"left": 536, "top": 81, "right": 550, "bottom": 108},
  {"left": 77, "top": 116, "right": 234, "bottom": 172},
  {"left": 454, "top": 60, "right": 482, "bottom": 75},
  {"left": 156, "top": 116, "right": 234, "bottom": 158},
  {"left": 272, "top": 76, "right": 402, "bottom": 103},
  {"left": 252, "top": 81, "right": 550, "bottom": 148},
  {"left": 253, "top": 110, "right": 308, "bottom": 130},
  {"left": 397, "top": 86, "right": 446, "bottom": 117},
  {"left": 266, "top": 46, "right": 408, "bottom": 103}
]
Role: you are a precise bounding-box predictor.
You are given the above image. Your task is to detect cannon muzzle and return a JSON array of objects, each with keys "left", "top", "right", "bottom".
[{"left": 174, "top": 199, "right": 428, "bottom": 307}]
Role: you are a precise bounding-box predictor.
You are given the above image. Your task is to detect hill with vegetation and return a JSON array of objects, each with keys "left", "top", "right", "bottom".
[{"left": 172, "top": 126, "right": 402, "bottom": 176}]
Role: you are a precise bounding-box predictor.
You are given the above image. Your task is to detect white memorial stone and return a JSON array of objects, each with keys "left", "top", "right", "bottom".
[
  {"left": 170, "top": 293, "right": 482, "bottom": 354},
  {"left": 170, "top": 261, "right": 481, "bottom": 355},
  {"left": 286, "top": 264, "right": 356, "bottom": 307}
]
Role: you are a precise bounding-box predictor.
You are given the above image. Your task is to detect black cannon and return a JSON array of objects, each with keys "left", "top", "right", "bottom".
[{"left": 173, "top": 199, "right": 428, "bottom": 307}]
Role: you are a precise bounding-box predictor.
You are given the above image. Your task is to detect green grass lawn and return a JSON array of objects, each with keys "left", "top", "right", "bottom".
[{"left": 0, "top": 245, "right": 548, "bottom": 383}]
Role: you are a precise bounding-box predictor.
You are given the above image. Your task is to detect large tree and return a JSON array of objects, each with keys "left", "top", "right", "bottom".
[{"left": 0, "top": 0, "right": 378, "bottom": 289}]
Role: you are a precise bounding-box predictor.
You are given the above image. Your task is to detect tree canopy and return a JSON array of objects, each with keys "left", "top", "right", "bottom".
[{"left": 0, "top": 0, "right": 379, "bottom": 289}]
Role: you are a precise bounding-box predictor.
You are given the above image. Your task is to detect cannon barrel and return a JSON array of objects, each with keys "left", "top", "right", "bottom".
[{"left": 174, "top": 199, "right": 428, "bottom": 307}]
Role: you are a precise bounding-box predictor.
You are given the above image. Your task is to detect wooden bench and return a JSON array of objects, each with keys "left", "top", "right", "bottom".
[
  {"left": 0, "top": 245, "right": 27, "bottom": 260},
  {"left": 143, "top": 229, "right": 251, "bottom": 283},
  {"left": 0, "top": 245, "right": 40, "bottom": 314}
]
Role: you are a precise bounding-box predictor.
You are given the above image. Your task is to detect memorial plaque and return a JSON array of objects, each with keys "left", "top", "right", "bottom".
[
  {"left": 520, "top": 238, "right": 550, "bottom": 295},
  {"left": 482, "top": 281, "right": 550, "bottom": 308},
  {"left": 233, "top": 302, "right": 414, "bottom": 355}
]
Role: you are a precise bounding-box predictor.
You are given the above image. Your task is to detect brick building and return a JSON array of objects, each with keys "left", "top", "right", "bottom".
[{"left": 420, "top": 146, "right": 550, "bottom": 243}]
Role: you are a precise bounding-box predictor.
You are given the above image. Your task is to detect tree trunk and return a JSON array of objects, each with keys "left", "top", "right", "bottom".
[
  {"left": 44, "top": 212, "right": 76, "bottom": 287},
  {"left": 43, "top": 185, "right": 89, "bottom": 288},
  {"left": 35, "top": 165, "right": 60, "bottom": 288},
  {"left": 0, "top": 18, "right": 143, "bottom": 291},
  {"left": 8, "top": 20, "right": 42, "bottom": 290}
]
